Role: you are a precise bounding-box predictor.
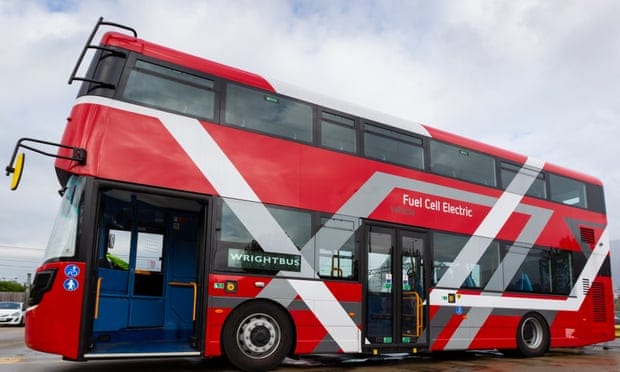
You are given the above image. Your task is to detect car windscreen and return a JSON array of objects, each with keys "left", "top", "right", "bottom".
[{"left": 0, "top": 302, "right": 19, "bottom": 310}]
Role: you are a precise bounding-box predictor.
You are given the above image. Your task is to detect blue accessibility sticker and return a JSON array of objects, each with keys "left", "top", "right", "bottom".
[
  {"left": 64, "top": 264, "right": 80, "bottom": 278},
  {"left": 63, "top": 278, "right": 79, "bottom": 292}
]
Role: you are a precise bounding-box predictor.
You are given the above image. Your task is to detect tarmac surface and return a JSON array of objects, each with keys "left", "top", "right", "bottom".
[{"left": 2, "top": 326, "right": 620, "bottom": 371}]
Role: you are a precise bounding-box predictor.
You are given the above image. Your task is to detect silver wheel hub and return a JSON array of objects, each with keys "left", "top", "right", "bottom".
[
  {"left": 237, "top": 313, "right": 280, "bottom": 358},
  {"left": 522, "top": 317, "right": 543, "bottom": 349}
]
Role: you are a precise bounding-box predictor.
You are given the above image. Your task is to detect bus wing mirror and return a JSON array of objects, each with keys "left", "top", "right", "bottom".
[
  {"left": 5, "top": 137, "right": 87, "bottom": 191},
  {"left": 6, "top": 152, "right": 25, "bottom": 191}
]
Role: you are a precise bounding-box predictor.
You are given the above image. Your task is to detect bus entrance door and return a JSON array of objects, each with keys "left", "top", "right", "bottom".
[
  {"left": 89, "top": 191, "right": 202, "bottom": 357},
  {"left": 366, "top": 225, "right": 427, "bottom": 350}
]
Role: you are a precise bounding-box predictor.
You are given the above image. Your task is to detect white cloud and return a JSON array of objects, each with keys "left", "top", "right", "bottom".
[{"left": 0, "top": 1, "right": 618, "bottom": 267}]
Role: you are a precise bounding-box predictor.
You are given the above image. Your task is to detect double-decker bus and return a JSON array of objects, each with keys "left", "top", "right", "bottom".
[{"left": 6, "top": 18, "right": 613, "bottom": 371}]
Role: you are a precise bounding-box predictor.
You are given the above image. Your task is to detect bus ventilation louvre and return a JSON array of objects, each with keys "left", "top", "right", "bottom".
[
  {"left": 580, "top": 225, "right": 608, "bottom": 323},
  {"left": 580, "top": 227, "right": 596, "bottom": 246},
  {"left": 591, "top": 282, "right": 607, "bottom": 323},
  {"left": 582, "top": 278, "right": 590, "bottom": 295}
]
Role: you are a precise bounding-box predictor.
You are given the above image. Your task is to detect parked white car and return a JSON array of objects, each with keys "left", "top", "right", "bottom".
[{"left": 0, "top": 301, "right": 25, "bottom": 326}]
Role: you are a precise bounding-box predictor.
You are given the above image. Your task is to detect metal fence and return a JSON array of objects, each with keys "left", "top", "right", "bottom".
[{"left": 0, "top": 292, "right": 27, "bottom": 302}]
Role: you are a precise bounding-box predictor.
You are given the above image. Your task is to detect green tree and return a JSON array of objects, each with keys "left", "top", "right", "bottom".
[{"left": 0, "top": 280, "right": 26, "bottom": 292}]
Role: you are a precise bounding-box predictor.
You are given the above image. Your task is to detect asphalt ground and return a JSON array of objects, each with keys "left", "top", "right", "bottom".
[{"left": 2, "top": 326, "right": 620, "bottom": 371}]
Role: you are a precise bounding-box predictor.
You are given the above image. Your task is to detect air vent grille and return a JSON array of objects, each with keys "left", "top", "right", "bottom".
[
  {"left": 591, "top": 282, "right": 607, "bottom": 323},
  {"left": 582, "top": 278, "right": 590, "bottom": 295},
  {"left": 580, "top": 227, "right": 595, "bottom": 245}
]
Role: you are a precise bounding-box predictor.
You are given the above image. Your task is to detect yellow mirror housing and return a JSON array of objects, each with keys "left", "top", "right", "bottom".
[{"left": 9, "top": 152, "right": 25, "bottom": 191}]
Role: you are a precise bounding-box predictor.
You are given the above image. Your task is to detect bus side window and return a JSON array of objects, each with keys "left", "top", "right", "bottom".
[
  {"left": 105, "top": 229, "right": 131, "bottom": 270},
  {"left": 317, "top": 217, "right": 358, "bottom": 281},
  {"left": 508, "top": 272, "right": 533, "bottom": 292}
]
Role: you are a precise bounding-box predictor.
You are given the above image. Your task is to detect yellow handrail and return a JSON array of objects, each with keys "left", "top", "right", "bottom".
[
  {"left": 94, "top": 277, "right": 102, "bottom": 319},
  {"left": 168, "top": 281, "right": 197, "bottom": 321},
  {"left": 402, "top": 291, "right": 423, "bottom": 337},
  {"left": 331, "top": 254, "right": 343, "bottom": 277}
]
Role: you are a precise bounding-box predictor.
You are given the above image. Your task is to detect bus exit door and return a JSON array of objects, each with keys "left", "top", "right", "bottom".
[
  {"left": 365, "top": 224, "right": 427, "bottom": 348},
  {"left": 88, "top": 190, "right": 204, "bottom": 356}
]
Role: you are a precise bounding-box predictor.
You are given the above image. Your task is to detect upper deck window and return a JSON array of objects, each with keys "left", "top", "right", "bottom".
[
  {"left": 500, "top": 162, "right": 547, "bottom": 199},
  {"left": 430, "top": 140, "right": 496, "bottom": 187},
  {"left": 320, "top": 111, "right": 356, "bottom": 154},
  {"left": 363, "top": 123, "right": 424, "bottom": 169},
  {"left": 549, "top": 173, "right": 587, "bottom": 208},
  {"left": 123, "top": 60, "right": 215, "bottom": 120},
  {"left": 225, "top": 84, "right": 313, "bottom": 143}
]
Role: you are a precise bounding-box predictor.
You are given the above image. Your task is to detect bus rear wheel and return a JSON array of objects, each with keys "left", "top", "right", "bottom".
[
  {"left": 222, "top": 301, "right": 293, "bottom": 371},
  {"left": 516, "top": 312, "right": 549, "bottom": 357}
]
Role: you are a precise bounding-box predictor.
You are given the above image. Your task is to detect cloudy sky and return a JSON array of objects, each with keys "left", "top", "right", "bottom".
[{"left": 1, "top": 0, "right": 619, "bottom": 283}]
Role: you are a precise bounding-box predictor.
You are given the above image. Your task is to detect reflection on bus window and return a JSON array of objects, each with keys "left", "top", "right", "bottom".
[
  {"left": 515, "top": 247, "right": 549, "bottom": 292},
  {"left": 44, "top": 176, "right": 84, "bottom": 261},
  {"left": 464, "top": 241, "right": 502, "bottom": 290},
  {"left": 505, "top": 246, "right": 574, "bottom": 295},
  {"left": 105, "top": 229, "right": 131, "bottom": 270},
  {"left": 401, "top": 233, "right": 424, "bottom": 296},
  {"left": 368, "top": 230, "right": 392, "bottom": 293},
  {"left": 214, "top": 199, "right": 311, "bottom": 274},
  {"left": 320, "top": 112, "right": 356, "bottom": 154},
  {"left": 123, "top": 60, "right": 215, "bottom": 120},
  {"left": 549, "top": 173, "right": 587, "bottom": 208},
  {"left": 317, "top": 217, "right": 357, "bottom": 280},
  {"left": 432, "top": 232, "right": 467, "bottom": 286},
  {"left": 430, "top": 140, "right": 496, "bottom": 186},
  {"left": 500, "top": 162, "right": 547, "bottom": 199},
  {"left": 225, "top": 84, "right": 313, "bottom": 143},
  {"left": 363, "top": 124, "right": 424, "bottom": 170},
  {"left": 135, "top": 232, "right": 163, "bottom": 272}
]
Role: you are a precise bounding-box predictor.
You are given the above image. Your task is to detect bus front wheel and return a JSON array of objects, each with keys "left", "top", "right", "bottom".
[
  {"left": 222, "top": 301, "right": 293, "bottom": 371},
  {"left": 516, "top": 312, "right": 549, "bottom": 357}
]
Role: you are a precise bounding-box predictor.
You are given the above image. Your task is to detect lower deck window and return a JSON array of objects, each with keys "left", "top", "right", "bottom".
[
  {"left": 214, "top": 199, "right": 310, "bottom": 274},
  {"left": 433, "top": 231, "right": 576, "bottom": 295}
]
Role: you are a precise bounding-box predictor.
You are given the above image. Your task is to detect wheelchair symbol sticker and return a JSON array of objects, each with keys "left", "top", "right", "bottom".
[
  {"left": 64, "top": 278, "right": 79, "bottom": 292},
  {"left": 64, "top": 264, "right": 80, "bottom": 278}
]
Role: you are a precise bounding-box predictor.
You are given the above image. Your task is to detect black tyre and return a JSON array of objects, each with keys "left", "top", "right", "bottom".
[
  {"left": 222, "top": 301, "right": 293, "bottom": 371},
  {"left": 516, "top": 312, "right": 549, "bottom": 357}
]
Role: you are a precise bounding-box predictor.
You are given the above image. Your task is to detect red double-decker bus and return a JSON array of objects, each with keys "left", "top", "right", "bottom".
[{"left": 6, "top": 18, "right": 613, "bottom": 371}]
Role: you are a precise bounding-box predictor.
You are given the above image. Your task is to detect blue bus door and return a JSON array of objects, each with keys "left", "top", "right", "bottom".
[{"left": 90, "top": 190, "right": 203, "bottom": 356}]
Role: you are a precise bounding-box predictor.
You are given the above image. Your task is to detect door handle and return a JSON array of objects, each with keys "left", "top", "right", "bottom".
[{"left": 168, "top": 281, "right": 197, "bottom": 321}]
